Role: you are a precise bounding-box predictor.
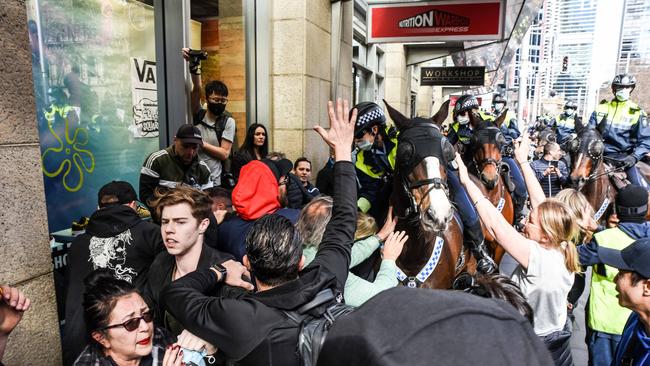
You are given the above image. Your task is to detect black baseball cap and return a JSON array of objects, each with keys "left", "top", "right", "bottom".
[
  {"left": 98, "top": 181, "right": 137, "bottom": 208},
  {"left": 175, "top": 124, "right": 203, "bottom": 145},
  {"left": 598, "top": 238, "right": 650, "bottom": 278},
  {"left": 261, "top": 158, "right": 293, "bottom": 182}
]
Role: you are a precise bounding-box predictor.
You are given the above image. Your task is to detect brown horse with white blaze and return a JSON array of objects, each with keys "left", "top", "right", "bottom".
[{"left": 384, "top": 100, "right": 473, "bottom": 289}]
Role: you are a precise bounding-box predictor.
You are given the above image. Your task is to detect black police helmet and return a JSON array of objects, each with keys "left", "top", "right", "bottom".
[
  {"left": 352, "top": 102, "right": 386, "bottom": 137},
  {"left": 453, "top": 95, "right": 479, "bottom": 116},
  {"left": 612, "top": 74, "right": 636, "bottom": 89}
]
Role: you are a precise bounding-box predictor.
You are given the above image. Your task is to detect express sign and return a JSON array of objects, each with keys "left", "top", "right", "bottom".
[{"left": 368, "top": 1, "right": 504, "bottom": 43}]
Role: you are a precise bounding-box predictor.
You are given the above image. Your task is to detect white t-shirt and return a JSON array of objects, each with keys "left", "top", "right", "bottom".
[
  {"left": 196, "top": 113, "right": 236, "bottom": 186},
  {"left": 510, "top": 240, "right": 574, "bottom": 336}
]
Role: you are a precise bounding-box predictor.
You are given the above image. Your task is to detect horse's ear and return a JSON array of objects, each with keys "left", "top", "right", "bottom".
[
  {"left": 383, "top": 99, "right": 412, "bottom": 130},
  {"left": 493, "top": 108, "right": 508, "bottom": 128},
  {"left": 574, "top": 116, "right": 584, "bottom": 134},
  {"left": 431, "top": 100, "right": 450, "bottom": 126},
  {"left": 468, "top": 110, "right": 481, "bottom": 129},
  {"left": 596, "top": 115, "right": 607, "bottom": 135}
]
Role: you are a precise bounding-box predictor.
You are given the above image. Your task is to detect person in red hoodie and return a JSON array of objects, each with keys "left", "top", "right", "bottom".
[{"left": 216, "top": 158, "right": 298, "bottom": 261}]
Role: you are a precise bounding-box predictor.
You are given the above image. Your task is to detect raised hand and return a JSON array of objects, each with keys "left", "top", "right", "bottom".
[
  {"left": 221, "top": 260, "right": 255, "bottom": 291},
  {"left": 376, "top": 207, "right": 397, "bottom": 242},
  {"left": 382, "top": 231, "right": 409, "bottom": 261},
  {"left": 515, "top": 133, "right": 531, "bottom": 164},
  {"left": 314, "top": 98, "right": 356, "bottom": 161},
  {"left": 454, "top": 153, "right": 470, "bottom": 185}
]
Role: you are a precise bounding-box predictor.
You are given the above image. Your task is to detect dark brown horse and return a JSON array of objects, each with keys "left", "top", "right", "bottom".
[
  {"left": 568, "top": 118, "right": 616, "bottom": 222},
  {"left": 464, "top": 111, "right": 513, "bottom": 264},
  {"left": 383, "top": 100, "right": 473, "bottom": 289}
]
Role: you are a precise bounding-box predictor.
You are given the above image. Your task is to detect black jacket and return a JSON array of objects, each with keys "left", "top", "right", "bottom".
[
  {"left": 162, "top": 161, "right": 356, "bottom": 365},
  {"left": 143, "top": 243, "right": 233, "bottom": 336},
  {"left": 285, "top": 173, "right": 319, "bottom": 209},
  {"left": 62, "top": 205, "right": 164, "bottom": 366}
]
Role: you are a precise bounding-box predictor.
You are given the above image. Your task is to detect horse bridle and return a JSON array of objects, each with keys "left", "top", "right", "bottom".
[
  {"left": 399, "top": 174, "right": 449, "bottom": 219},
  {"left": 473, "top": 156, "right": 502, "bottom": 176}
]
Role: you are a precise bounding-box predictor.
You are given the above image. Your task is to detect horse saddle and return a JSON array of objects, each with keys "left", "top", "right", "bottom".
[
  {"left": 603, "top": 161, "right": 630, "bottom": 190},
  {"left": 499, "top": 162, "right": 516, "bottom": 193}
]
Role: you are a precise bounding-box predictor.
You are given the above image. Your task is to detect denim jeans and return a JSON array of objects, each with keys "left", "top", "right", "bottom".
[{"left": 587, "top": 329, "right": 621, "bottom": 366}]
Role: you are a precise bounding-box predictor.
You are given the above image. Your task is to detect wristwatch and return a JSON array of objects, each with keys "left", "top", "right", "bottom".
[{"left": 211, "top": 263, "right": 227, "bottom": 283}]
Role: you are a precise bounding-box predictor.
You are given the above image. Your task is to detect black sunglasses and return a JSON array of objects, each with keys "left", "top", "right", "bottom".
[{"left": 101, "top": 311, "right": 153, "bottom": 332}]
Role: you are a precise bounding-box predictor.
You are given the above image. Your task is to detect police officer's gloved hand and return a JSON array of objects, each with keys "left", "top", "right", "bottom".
[{"left": 623, "top": 155, "right": 638, "bottom": 168}]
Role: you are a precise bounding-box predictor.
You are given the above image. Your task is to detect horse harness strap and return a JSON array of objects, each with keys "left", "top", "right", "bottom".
[
  {"left": 396, "top": 236, "right": 445, "bottom": 288},
  {"left": 409, "top": 177, "right": 446, "bottom": 190},
  {"left": 495, "top": 197, "right": 506, "bottom": 212},
  {"left": 593, "top": 184, "right": 611, "bottom": 222}
]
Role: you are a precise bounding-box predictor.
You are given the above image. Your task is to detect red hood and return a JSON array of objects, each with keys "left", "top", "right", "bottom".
[{"left": 232, "top": 160, "right": 280, "bottom": 220}]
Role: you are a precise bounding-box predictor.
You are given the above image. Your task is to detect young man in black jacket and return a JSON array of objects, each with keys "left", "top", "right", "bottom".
[
  {"left": 62, "top": 181, "right": 165, "bottom": 366},
  {"left": 162, "top": 99, "right": 357, "bottom": 365},
  {"left": 143, "top": 185, "right": 239, "bottom": 337}
]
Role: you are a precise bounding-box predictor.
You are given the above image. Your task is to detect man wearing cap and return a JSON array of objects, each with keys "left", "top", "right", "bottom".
[
  {"left": 139, "top": 124, "right": 213, "bottom": 209},
  {"left": 588, "top": 73, "right": 650, "bottom": 188},
  {"left": 578, "top": 184, "right": 650, "bottom": 366},
  {"left": 62, "top": 181, "right": 166, "bottom": 366},
  {"left": 216, "top": 158, "right": 299, "bottom": 261},
  {"left": 598, "top": 239, "right": 650, "bottom": 366},
  {"left": 352, "top": 101, "right": 398, "bottom": 225}
]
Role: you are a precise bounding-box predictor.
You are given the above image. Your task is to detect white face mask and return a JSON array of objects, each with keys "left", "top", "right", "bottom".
[
  {"left": 356, "top": 139, "right": 373, "bottom": 151},
  {"left": 615, "top": 88, "right": 631, "bottom": 101},
  {"left": 457, "top": 115, "right": 470, "bottom": 125},
  {"left": 494, "top": 103, "right": 504, "bottom": 112},
  {"left": 564, "top": 108, "right": 575, "bottom": 116}
]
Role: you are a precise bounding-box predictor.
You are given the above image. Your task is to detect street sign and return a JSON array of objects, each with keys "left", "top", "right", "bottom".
[
  {"left": 368, "top": 0, "right": 504, "bottom": 43},
  {"left": 421, "top": 66, "right": 486, "bottom": 86}
]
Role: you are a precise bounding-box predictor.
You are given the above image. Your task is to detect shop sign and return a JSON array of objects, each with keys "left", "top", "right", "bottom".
[
  {"left": 368, "top": 1, "right": 503, "bottom": 43},
  {"left": 421, "top": 66, "right": 485, "bottom": 86},
  {"left": 131, "top": 58, "right": 159, "bottom": 137}
]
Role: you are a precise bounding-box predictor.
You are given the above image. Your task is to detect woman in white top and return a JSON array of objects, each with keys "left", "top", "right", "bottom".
[{"left": 454, "top": 133, "right": 580, "bottom": 366}]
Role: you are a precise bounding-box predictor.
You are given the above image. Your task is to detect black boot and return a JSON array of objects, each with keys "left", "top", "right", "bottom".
[{"left": 464, "top": 222, "right": 497, "bottom": 274}]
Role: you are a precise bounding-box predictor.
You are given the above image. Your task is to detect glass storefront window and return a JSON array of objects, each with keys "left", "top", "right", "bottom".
[
  {"left": 190, "top": 0, "right": 247, "bottom": 145},
  {"left": 26, "top": 0, "right": 159, "bottom": 232}
]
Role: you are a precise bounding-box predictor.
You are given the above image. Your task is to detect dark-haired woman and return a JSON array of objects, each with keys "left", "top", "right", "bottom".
[
  {"left": 74, "top": 269, "right": 176, "bottom": 366},
  {"left": 231, "top": 123, "right": 269, "bottom": 180}
]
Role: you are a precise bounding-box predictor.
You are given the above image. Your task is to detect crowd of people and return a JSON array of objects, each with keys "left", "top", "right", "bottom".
[{"left": 2, "top": 50, "right": 650, "bottom": 366}]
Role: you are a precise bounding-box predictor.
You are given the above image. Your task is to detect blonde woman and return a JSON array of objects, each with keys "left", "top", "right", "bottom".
[
  {"left": 355, "top": 212, "right": 378, "bottom": 240},
  {"left": 556, "top": 188, "right": 596, "bottom": 321},
  {"left": 454, "top": 132, "right": 579, "bottom": 366}
]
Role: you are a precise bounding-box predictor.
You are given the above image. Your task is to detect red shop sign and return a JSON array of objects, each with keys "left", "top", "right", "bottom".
[{"left": 368, "top": 0, "right": 504, "bottom": 43}]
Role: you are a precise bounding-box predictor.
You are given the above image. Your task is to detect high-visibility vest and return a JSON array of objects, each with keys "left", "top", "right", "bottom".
[
  {"left": 354, "top": 126, "right": 397, "bottom": 179},
  {"left": 588, "top": 228, "right": 634, "bottom": 334}
]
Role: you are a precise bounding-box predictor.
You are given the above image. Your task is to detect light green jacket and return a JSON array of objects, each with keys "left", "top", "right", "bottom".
[{"left": 303, "top": 235, "right": 398, "bottom": 307}]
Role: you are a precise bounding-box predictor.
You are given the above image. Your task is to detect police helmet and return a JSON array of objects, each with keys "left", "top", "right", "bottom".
[
  {"left": 612, "top": 74, "right": 636, "bottom": 89},
  {"left": 453, "top": 95, "right": 479, "bottom": 116},
  {"left": 492, "top": 94, "right": 507, "bottom": 105},
  {"left": 564, "top": 100, "right": 578, "bottom": 109},
  {"left": 353, "top": 102, "right": 386, "bottom": 138}
]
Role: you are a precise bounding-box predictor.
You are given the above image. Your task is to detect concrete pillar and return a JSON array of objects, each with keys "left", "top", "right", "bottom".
[
  {"left": 0, "top": 1, "right": 62, "bottom": 365},
  {"left": 269, "top": 0, "right": 352, "bottom": 175},
  {"left": 383, "top": 44, "right": 409, "bottom": 116}
]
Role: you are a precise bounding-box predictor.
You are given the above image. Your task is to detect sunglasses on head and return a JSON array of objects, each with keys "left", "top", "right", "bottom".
[{"left": 101, "top": 311, "right": 153, "bottom": 332}]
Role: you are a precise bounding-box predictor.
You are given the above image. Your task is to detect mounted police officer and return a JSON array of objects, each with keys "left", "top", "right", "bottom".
[
  {"left": 352, "top": 102, "right": 397, "bottom": 225},
  {"left": 554, "top": 100, "right": 580, "bottom": 145},
  {"left": 485, "top": 94, "right": 528, "bottom": 225},
  {"left": 444, "top": 95, "right": 499, "bottom": 273},
  {"left": 588, "top": 74, "right": 650, "bottom": 188}
]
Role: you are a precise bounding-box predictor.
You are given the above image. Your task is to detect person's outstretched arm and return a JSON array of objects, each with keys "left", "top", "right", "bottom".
[
  {"left": 309, "top": 99, "right": 357, "bottom": 289},
  {"left": 182, "top": 48, "right": 203, "bottom": 116},
  {"left": 513, "top": 134, "right": 546, "bottom": 210},
  {"left": 455, "top": 154, "right": 533, "bottom": 268}
]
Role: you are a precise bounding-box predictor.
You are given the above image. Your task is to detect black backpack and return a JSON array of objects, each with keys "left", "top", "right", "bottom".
[
  {"left": 194, "top": 109, "right": 239, "bottom": 180},
  {"left": 283, "top": 288, "right": 355, "bottom": 366}
]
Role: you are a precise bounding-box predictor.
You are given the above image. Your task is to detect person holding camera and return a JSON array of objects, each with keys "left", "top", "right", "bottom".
[
  {"left": 530, "top": 142, "right": 568, "bottom": 197},
  {"left": 182, "top": 48, "right": 236, "bottom": 188}
]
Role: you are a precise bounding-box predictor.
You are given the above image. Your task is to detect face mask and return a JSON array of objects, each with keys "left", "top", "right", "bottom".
[
  {"left": 457, "top": 115, "right": 470, "bottom": 125},
  {"left": 208, "top": 102, "right": 225, "bottom": 116},
  {"left": 356, "top": 139, "right": 373, "bottom": 151},
  {"left": 615, "top": 89, "right": 631, "bottom": 102},
  {"left": 564, "top": 108, "right": 575, "bottom": 116},
  {"left": 494, "top": 103, "right": 504, "bottom": 112}
]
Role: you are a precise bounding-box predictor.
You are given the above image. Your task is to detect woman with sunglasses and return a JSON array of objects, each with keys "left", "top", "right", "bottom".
[
  {"left": 454, "top": 132, "right": 581, "bottom": 366},
  {"left": 74, "top": 269, "right": 177, "bottom": 366}
]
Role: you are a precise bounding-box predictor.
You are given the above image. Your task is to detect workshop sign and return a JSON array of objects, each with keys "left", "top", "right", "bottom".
[
  {"left": 421, "top": 66, "right": 486, "bottom": 86},
  {"left": 368, "top": 1, "right": 503, "bottom": 43}
]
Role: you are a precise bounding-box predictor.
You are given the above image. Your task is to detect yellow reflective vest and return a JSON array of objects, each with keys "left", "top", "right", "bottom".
[{"left": 588, "top": 228, "right": 634, "bottom": 334}]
